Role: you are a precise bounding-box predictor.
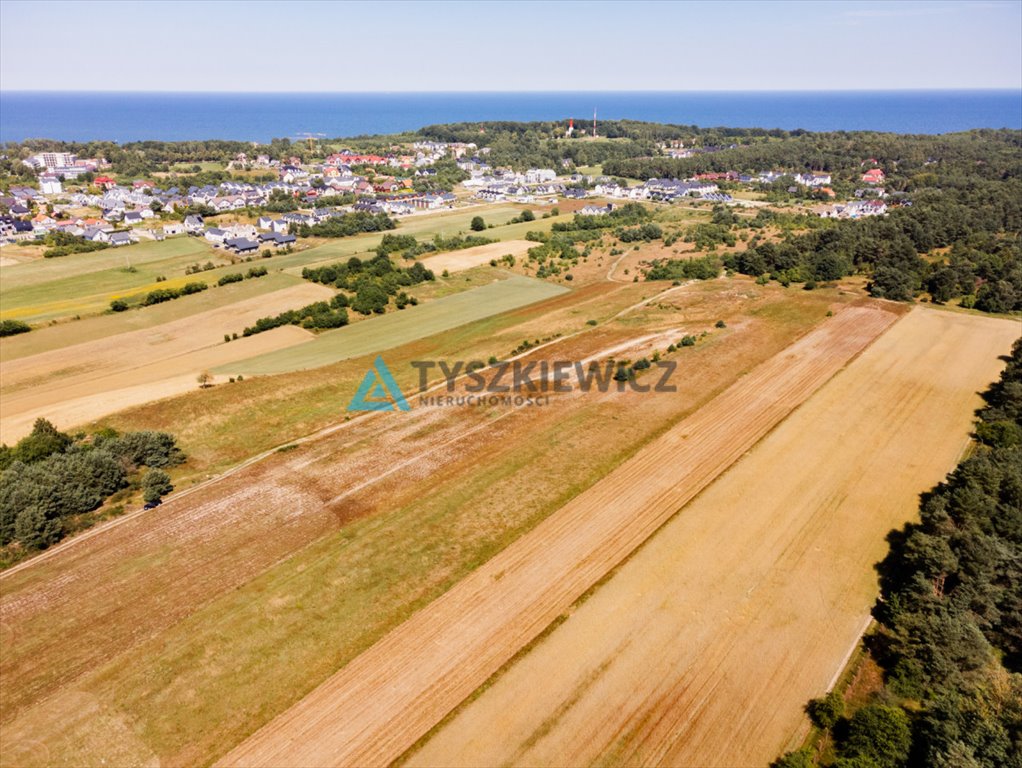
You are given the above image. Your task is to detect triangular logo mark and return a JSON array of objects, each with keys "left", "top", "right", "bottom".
[{"left": 348, "top": 356, "right": 410, "bottom": 412}]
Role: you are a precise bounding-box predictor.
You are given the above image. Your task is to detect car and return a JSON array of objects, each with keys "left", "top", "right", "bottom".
[{"left": 143, "top": 499, "right": 162, "bottom": 510}]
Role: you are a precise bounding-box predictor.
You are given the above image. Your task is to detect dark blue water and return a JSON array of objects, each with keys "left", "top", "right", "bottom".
[{"left": 1, "top": 91, "right": 1019, "bottom": 144}]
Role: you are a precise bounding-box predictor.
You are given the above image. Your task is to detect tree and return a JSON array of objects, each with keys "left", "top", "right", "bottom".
[
  {"left": 771, "top": 749, "right": 815, "bottom": 768},
  {"left": 975, "top": 280, "right": 1017, "bottom": 314},
  {"left": 470, "top": 216, "right": 486, "bottom": 232},
  {"left": 842, "top": 705, "right": 912, "bottom": 768},
  {"left": 13, "top": 419, "right": 71, "bottom": 464},
  {"left": 110, "top": 299, "right": 129, "bottom": 312},
  {"left": 197, "top": 371, "right": 213, "bottom": 388},
  {"left": 806, "top": 690, "right": 844, "bottom": 730},
  {"left": 351, "top": 284, "right": 389, "bottom": 315},
  {"left": 141, "top": 468, "right": 173, "bottom": 504}
]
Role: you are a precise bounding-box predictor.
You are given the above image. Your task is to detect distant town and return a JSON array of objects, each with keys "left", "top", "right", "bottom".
[{"left": 0, "top": 131, "right": 900, "bottom": 254}]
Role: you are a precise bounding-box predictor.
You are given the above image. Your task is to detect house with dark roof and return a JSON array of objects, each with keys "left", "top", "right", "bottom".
[
  {"left": 258, "top": 232, "right": 296, "bottom": 247},
  {"left": 225, "top": 237, "right": 258, "bottom": 254},
  {"left": 224, "top": 237, "right": 257, "bottom": 255}
]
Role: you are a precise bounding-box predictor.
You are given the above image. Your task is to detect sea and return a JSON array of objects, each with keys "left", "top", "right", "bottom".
[{"left": 1, "top": 90, "right": 1020, "bottom": 144}]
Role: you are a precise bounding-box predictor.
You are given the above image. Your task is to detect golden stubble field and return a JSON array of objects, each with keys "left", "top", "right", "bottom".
[
  {"left": 217, "top": 304, "right": 903, "bottom": 767},
  {"left": 0, "top": 278, "right": 845, "bottom": 768},
  {"left": 407, "top": 308, "right": 1021, "bottom": 768}
]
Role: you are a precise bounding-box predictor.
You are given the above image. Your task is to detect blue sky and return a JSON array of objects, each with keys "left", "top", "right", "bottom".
[{"left": 1, "top": 0, "right": 1020, "bottom": 91}]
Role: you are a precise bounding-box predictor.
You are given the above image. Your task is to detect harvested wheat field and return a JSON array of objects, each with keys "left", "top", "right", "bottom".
[
  {"left": 421, "top": 240, "right": 534, "bottom": 273},
  {"left": 218, "top": 304, "right": 900, "bottom": 768},
  {"left": 408, "top": 308, "right": 1021, "bottom": 768}
]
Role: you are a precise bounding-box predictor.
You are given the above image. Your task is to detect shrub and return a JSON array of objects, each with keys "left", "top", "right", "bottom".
[
  {"left": 141, "top": 468, "right": 173, "bottom": 504},
  {"left": 142, "top": 288, "right": 180, "bottom": 306},
  {"left": 218, "top": 272, "right": 244, "bottom": 286},
  {"left": 0, "top": 319, "right": 31, "bottom": 337},
  {"left": 109, "top": 299, "right": 129, "bottom": 312}
]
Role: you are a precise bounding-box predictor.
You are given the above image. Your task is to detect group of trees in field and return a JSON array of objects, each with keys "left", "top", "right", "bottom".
[
  {"left": 646, "top": 255, "right": 722, "bottom": 281},
  {"left": 374, "top": 232, "right": 493, "bottom": 261},
  {"left": 775, "top": 338, "right": 1022, "bottom": 768},
  {"left": 525, "top": 237, "right": 584, "bottom": 279},
  {"left": 41, "top": 231, "right": 111, "bottom": 258},
  {"left": 0, "top": 420, "right": 184, "bottom": 555},
  {"left": 243, "top": 253, "right": 433, "bottom": 335},
  {"left": 288, "top": 211, "right": 395, "bottom": 238},
  {"left": 242, "top": 295, "right": 352, "bottom": 335}
]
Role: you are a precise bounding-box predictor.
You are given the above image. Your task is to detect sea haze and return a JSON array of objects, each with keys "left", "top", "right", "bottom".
[{"left": 1, "top": 90, "right": 1020, "bottom": 144}]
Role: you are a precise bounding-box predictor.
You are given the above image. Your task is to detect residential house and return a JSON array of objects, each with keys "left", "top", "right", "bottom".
[
  {"left": 861, "top": 168, "right": 886, "bottom": 184},
  {"left": 258, "top": 232, "right": 297, "bottom": 247},
  {"left": 183, "top": 214, "right": 204, "bottom": 233},
  {"left": 225, "top": 237, "right": 258, "bottom": 255},
  {"left": 205, "top": 228, "right": 228, "bottom": 245},
  {"left": 163, "top": 223, "right": 185, "bottom": 236}
]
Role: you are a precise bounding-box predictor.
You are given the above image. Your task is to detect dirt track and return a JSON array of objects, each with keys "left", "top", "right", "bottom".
[
  {"left": 409, "top": 308, "right": 1021, "bottom": 767},
  {"left": 217, "top": 304, "right": 900, "bottom": 768}
]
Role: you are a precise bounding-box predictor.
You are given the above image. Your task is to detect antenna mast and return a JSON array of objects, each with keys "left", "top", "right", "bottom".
[{"left": 592, "top": 108, "right": 597, "bottom": 138}]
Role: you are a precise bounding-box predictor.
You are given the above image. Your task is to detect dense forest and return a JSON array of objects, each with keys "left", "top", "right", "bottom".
[{"left": 775, "top": 339, "right": 1022, "bottom": 768}]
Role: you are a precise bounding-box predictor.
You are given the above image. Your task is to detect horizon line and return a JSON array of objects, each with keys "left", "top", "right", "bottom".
[{"left": 3, "top": 87, "right": 1021, "bottom": 95}]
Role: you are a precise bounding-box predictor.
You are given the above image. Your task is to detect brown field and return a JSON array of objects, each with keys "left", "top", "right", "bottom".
[
  {"left": 0, "top": 284, "right": 331, "bottom": 441},
  {"left": 421, "top": 240, "right": 534, "bottom": 274},
  {"left": 217, "top": 304, "right": 900, "bottom": 768},
  {"left": 0, "top": 279, "right": 849, "bottom": 768},
  {"left": 408, "top": 308, "right": 1021, "bottom": 768}
]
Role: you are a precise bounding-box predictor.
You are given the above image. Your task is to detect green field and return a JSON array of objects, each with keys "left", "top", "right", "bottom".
[
  {"left": 0, "top": 242, "right": 332, "bottom": 324},
  {"left": 0, "top": 237, "right": 211, "bottom": 291},
  {"left": 216, "top": 275, "right": 569, "bottom": 375},
  {"left": 0, "top": 272, "right": 306, "bottom": 360}
]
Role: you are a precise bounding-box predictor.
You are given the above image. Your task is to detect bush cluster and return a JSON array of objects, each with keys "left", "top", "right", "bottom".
[{"left": 0, "top": 421, "right": 184, "bottom": 553}]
